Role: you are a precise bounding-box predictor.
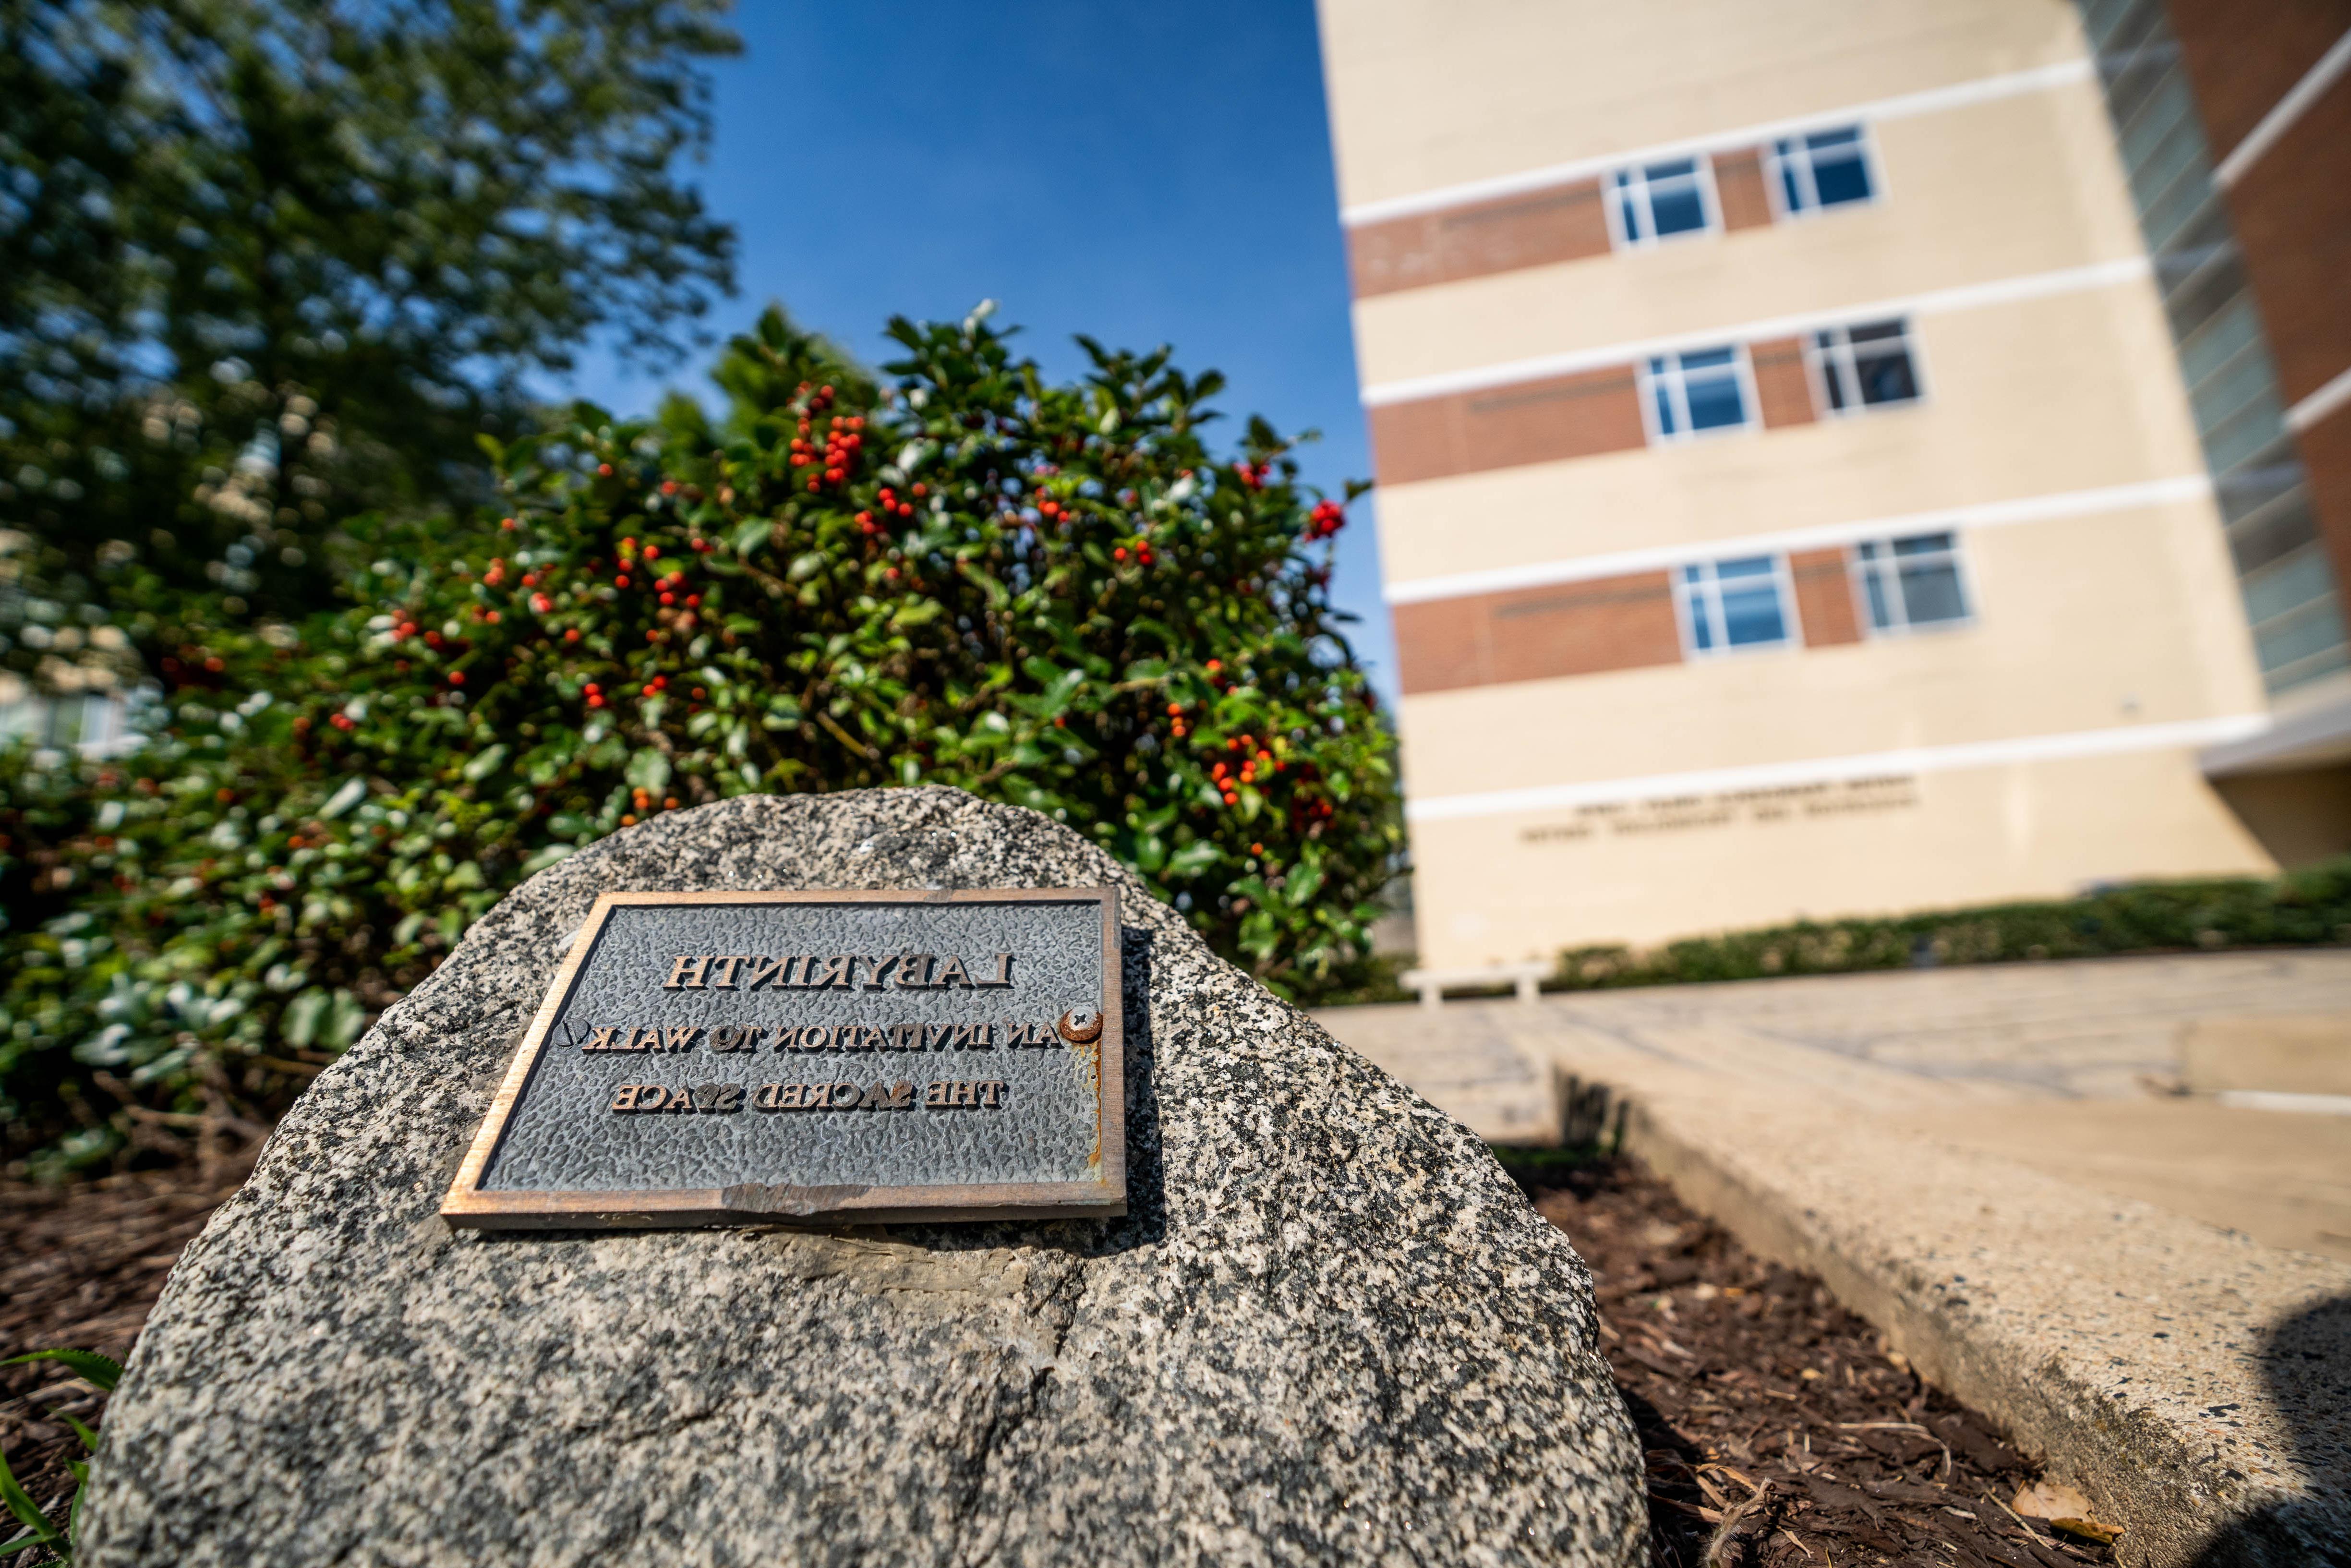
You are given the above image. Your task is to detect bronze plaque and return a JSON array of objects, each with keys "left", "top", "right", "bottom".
[{"left": 440, "top": 888, "right": 1125, "bottom": 1229}]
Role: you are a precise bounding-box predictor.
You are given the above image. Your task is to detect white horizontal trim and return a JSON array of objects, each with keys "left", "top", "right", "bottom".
[
  {"left": 1383, "top": 476, "right": 2211, "bottom": 604},
  {"left": 1359, "top": 258, "right": 2151, "bottom": 407},
  {"left": 1403, "top": 714, "right": 2268, "bottom": 822},
  {"left": 2286, "top": 362, "right": 2351, "bottom": 434},
  {"left": 1341, "top": 60, "right": 2094, "bottom": 227},
  {"left": 2213, "top": 27, "right": 2351, "bottom": 188},
  {"left": 2216, "top": 1090, "right": 2351, "bottom": 1116}
]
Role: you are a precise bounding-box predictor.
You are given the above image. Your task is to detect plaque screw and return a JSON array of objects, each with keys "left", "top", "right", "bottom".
[{"left": 1058, "top": 1008, "right": 1103, "bottom": 1044}]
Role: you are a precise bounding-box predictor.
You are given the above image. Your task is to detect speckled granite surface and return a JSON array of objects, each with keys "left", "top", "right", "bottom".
[{"left": 78, "top": 789, "right": 1645, "bottom": 1568}]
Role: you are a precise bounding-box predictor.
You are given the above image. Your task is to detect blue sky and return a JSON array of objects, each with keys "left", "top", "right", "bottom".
[{"left": 558, "top": 0, "right": 1398, "bottom": 701}]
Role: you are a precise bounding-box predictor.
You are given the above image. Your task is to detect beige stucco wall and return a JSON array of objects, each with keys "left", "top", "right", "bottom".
[
  {"left": 1316, "top": 0, "right": 2086, "bottom": 210},
  {"left": 1395, "top": 502, "right": 2265, "bottom": 803},
  {"left": 1350, "top": 80, "right": 2143, "bottom": 390},
  {"left": 1408, "top": 747, "right": 2279, "bottom": 965},
  {"left": 1376, "top": 281, "right": 2215, "bottom": 586},
  {"left": 1323, "top": 0, "right": 2284, "bottom": 962}
]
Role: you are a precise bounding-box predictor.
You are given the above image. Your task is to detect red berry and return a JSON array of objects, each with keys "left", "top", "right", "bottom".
[{"left": 448, "top": 671, "right": 465, "bottom": 686}]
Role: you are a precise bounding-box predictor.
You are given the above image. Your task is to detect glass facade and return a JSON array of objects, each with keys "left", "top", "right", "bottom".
[{"left": 2076, "top": 0, "right": 2348, "bottom": 694}]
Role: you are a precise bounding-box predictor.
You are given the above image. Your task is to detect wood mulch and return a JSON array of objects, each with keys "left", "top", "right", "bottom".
[
  {"left": 0, "top": 1149, "right": 255, "bottom": 1557},
  {"left": 0, "top": 1147, "right": 2119, "bottom": 1567},
  {"left": 1521, "top": 1155, "right": 2122, "bottom": 1568}
]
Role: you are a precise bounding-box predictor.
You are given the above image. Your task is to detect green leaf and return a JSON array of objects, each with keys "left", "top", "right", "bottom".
[
  {"left": 626, "top": 749, "right": 673, "bottom": 794},
  {"left": 318, "top": 778, "right": 368, "bottom": 819},
  {"left": 0, "top": 1446, "right": 63, "bottom": 1548},
  {"left": 1133, "top": 833, "right": 1168, "bottom": 874},
  {"left": 5, "top": 1349, "right": 121, "bottom": 1393},
  {"left": 282, "top": 988, "right": 328, "bottom": 1049},
  {"left": 889, "top": 600, "right": 943, "bottom": 630},
  {"left": 1168, "top": 841, "right": 1221, "bottom": 878},
  {"left": 324, "top": 990, "right": 366, "bottom": 1050},
  {"left": 461, "top": 743, "right": 507, "bottom": 783}
]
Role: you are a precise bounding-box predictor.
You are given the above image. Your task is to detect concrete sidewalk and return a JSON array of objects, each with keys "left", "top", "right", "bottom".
[{"left": 1316, "top": 952, "right": 2351, "bottom": 1567}]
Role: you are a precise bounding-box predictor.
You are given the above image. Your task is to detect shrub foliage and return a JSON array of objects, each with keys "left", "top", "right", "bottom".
[
  {"left": 1551, "top": 860, "right": 2351, "bottom": 989},
  {"left": 0, "top": 308, "right": 1400, "bottom": 1173}
]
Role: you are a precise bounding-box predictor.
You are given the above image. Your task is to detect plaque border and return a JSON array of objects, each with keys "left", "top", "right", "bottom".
[{"left": 439, "top": 887, "right": 1126, "bottom": 1230}]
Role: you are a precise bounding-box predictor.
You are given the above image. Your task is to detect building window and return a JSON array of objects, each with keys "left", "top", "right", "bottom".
[
  {"left": 1770, "top": 127, "right": 1875, "bottom": 213},
  {"left": 1852, "top": 532, "right": 1970, "bottom": 632},
  {"left": 1680, "top": 555, "right": 1793, "bottom": 653},
  {"left": 1809, "top": 320, "right": 1921, "bottom": 412},
  {"left": 1642, "top": 347, "right": 1751, "bottom": 439},
  {"left": 1610, "top": 157, "right": 1713, "bottom": 244}
]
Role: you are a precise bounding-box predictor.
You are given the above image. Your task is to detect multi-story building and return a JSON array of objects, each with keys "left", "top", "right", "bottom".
[{"left": 1315, "top": 0, "right": 2351, "bottom": 966}]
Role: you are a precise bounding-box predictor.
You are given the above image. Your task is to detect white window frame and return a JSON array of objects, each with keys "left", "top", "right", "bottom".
[
  {"left": 1764, "top": 123, "right": 1881, "bottom": 220},
  {"left": 1803, "top": 318, "right": 1928, "bottom": 418},
  {"left": 1605, "top": 154, "right": 1722, "bottom": 249},
  {"left": 1847, "top": 531, "right": 1975, "bottom": 637},
  {"left": 1675, "top": 554, "right": 1802, "bottom": 657},
  {"left": 1637, "top": 345, "right": 1760, "bottom": 445}
]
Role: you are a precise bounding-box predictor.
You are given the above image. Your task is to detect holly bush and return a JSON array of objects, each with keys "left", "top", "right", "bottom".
[{"left": 0, "top": 306, "right": 1402, "bottom": 1172}]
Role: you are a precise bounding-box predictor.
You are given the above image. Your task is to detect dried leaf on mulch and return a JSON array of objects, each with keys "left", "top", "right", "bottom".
[{"left": 1517, "top": 1156, "right": 2119, "bottom": 1568}]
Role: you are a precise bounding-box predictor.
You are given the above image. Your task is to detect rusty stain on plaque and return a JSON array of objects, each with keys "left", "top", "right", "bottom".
[{"left": 440, "top": 888, "right": 1125, "bottom": 1229}]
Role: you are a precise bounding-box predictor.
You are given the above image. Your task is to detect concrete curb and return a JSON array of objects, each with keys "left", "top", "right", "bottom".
[{"left": 1609, "top": 1073, "right": 2351, "bottom": 1567}]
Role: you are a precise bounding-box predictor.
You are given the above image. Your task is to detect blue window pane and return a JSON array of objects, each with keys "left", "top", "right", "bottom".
[
  {"left": 1683, "top": 367, "right": 1747, "bottom": 430},
  {"left": 1685, "top": 591, "right": 1715, "bottom": 650},
  {"left": 1891, "top": 532, "right": 1952, "bottom": 556},
  {"left": 1715, "top": 556, "right": 1775, "bottom": 579},
  {"left": 1680, "top": 347, "right": 1736, "bottom": 369},
  {"left": 1855, "top": 347, "right": 1917, "bottom": 404},
  {"left": 1719, "top": 579, "right": 1787, "bottom": 646},
  {"left": 1810, "top": 149, "right": 1872, "bottom": 207},
  {"left": 1862, "top": 567, "right": 1894, "bottom": 630},
  {"left": 1897, "top": 560, "right": 1967, "bottom": 624},
  {"left": 1615, "top": 187, "right": 1646, "bottom": 241},
  {"left": 1649, "top": 183, "right": 1707, "bottom": 235},
  {"left": 1680, "top": 564, "right": 1704, "bottom": 584},
  {"left": 1652, "top": 382, "right": 1679, "bottom": 434},
  {"left": 1805, "top": 128, "right": 1861, "bottom": 152},
  {"left": 1779, "top": 164, "right": 1804, "bottom": 210}
]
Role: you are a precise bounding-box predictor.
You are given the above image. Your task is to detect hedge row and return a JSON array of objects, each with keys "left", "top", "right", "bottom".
[{"left": 1550, "top": 858, "right": 2351, "bottom": 990}]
